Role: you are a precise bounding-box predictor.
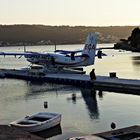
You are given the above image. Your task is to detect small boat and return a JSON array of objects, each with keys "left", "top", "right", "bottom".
[
  {"left": 10, "top": 112, "right": 61, "bottom": 132},
  {"left": 69, "top": 125, "right": 140, "bottom": 140}
]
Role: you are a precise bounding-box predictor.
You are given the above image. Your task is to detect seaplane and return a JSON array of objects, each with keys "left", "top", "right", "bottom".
[{"left": 0, "top": 33, "right": 106, "bottom": 74}]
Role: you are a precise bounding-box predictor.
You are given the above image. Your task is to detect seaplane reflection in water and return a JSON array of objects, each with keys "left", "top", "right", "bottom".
[
  {"left": 0, "top": 33, "right": 106, "bottom": 73},
  {"left": 25, "top": 82, "right": 102, "bottom": 120},
  {"left": 67, "top": 88, "right": 101, "bottom": 119}
]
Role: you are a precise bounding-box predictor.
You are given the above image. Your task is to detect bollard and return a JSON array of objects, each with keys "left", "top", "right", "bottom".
[{"left": 109, "top": 72, "right": 116, "bottom": 78}]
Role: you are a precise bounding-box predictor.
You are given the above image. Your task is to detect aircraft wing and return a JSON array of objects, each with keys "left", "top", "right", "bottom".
[
  {"left": 55, "top": 48, "right": 111, "bottom": 54},
  {"left": 55, "top": 50, "right": 82, "bottom": 54},
  {"left": 0, "top": 51, "right": 44, "bottom": 57},
  {"left": 0, "top": 51, "right": 46, "bottom": 56},
  {"left": 55, "top": 49, "right": 107, "bottom": 56},
  {"left": 0, "top": 52, "right": 29, "bottom": 56}
]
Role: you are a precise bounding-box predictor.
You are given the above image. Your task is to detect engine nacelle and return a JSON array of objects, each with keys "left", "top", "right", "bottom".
[{"left": 97, "top": 50, "right": 102, "bottom": 59}]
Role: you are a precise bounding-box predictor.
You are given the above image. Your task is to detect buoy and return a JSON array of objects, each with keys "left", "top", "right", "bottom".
[
  {"left": 72, "top": 93, "right": 76, "bottom": 101},
  {"left": 44, "top": 101, "right": 48, "bottom": 108},
  {"left": 111, "top": 122, "right": 116, "bottom": 129}
]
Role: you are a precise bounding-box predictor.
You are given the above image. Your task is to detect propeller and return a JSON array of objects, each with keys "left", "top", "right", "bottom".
[{"left": 97, "top": 50, "right": 102, "bottom": 59}]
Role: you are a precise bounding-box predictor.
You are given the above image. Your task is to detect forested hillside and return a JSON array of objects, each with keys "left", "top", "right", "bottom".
[{"left": 0, "top": 25, "right": 139, "bottom": 46}]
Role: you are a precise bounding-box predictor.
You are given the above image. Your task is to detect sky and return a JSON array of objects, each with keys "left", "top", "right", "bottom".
[{"left": 0, "top": 0, "right": 140, "bottom": 26}]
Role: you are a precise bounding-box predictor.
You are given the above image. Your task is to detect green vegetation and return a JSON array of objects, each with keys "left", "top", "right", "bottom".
[{"left": 0, "top": 25, "right": 138, "bottom": 46}]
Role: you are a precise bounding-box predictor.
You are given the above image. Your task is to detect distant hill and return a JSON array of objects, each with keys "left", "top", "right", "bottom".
[{"left": 0, "top": 25, "right": 139, "bottom": 46}]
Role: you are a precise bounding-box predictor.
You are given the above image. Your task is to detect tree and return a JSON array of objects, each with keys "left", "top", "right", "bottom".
[{"left": 129, "top": 27, "right": 140, "bottom": 48}]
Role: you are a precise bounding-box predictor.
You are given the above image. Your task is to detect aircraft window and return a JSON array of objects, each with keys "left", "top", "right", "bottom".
[
  {"left": 43, "top": 56, "right": 48, "bottom": 59},
  {"left": 40, "top": 55, "right": 45, "bottom": 58},
  {"left": 34, "top": 55, "right": 39, "bottom": 58}
]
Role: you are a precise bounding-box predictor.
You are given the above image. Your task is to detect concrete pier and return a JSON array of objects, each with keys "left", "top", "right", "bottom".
[
  {"left": 1, "top": 68, "right": 140, "bottom": 94},
  {"left": 94, "top": 76, "right": 140, "bottom": 94}
]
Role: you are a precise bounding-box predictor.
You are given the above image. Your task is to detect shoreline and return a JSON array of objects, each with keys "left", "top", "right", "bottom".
[{"left": 114, "top": 42, "right": 140, "bottom": 52}]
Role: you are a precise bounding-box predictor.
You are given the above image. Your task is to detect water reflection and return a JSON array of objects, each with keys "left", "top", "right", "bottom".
[
  {"left": 80, "top": 88, "right": 99, "bottom": 119},
  {"left": 33, "top": 124, "right": 62, "bottom": 139},
  {"left": 66, "top": 88, "right": 100, "bottom": 119},
  {"left": 25, "top": 81, "right": 79, "bottom": 97},
  {"left": 26, "top": 82, "right": 101, "bottom": 120},
  {"left": 98, "top": 90, "right": 103, "bottom": 99},
  {"left": 5, "top": 81, "right": 103, "bottom": 140},
  {"left": 132, "top": 56, "right": 140, "bottom": 67},
  {"left": 71, "top": 93, "right": 76, "bottom": 104}
]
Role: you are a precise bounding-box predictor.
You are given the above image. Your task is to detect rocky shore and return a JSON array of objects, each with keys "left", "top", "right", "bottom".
[
  {"left": 0, "top": 125, "right": 44, "bottom": 140},
  {"left": 114, "top": 27, "right": 140, "bottom": 52},
  {"left": 114, "top": 42, "right": 140, "bottom": 52}
]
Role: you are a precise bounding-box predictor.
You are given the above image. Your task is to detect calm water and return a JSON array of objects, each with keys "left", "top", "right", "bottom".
[{"left": 0, "top": 44, "right": 140, "bottom": 140}]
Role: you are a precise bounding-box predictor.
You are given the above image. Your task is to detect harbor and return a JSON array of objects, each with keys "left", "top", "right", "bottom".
[
  {"left": 1, "top": 0, "right": 140, "bottom": 139},
  {"left": 0, "top": 45, "right": 140, "bottom": 140}
]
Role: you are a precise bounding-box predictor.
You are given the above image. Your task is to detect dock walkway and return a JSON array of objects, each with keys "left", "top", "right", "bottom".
[{"left": 0, "top": 69, "right": 140, "bottom": 94}]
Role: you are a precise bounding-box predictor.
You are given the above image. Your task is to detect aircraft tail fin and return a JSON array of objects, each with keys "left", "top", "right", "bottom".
[{"left": 82, "top": 33, "right": 97, "bottom": 65}]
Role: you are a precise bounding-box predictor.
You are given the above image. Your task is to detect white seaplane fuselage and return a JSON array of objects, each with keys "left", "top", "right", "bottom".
[
  {"left": 26, "top": 52, "right": 93, "bottom": 68},
  {"left": 0, "top": 33, "right": 102, "bottom": 73}
]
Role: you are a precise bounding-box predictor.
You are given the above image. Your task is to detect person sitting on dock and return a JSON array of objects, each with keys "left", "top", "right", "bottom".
[{"left": 90, "top": 69, "right": 96, "bottom": 80}]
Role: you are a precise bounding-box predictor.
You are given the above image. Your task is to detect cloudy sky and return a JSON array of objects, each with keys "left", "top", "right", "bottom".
[{"left": 0, "top": 0, "right": 140, "bottom": 26}]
